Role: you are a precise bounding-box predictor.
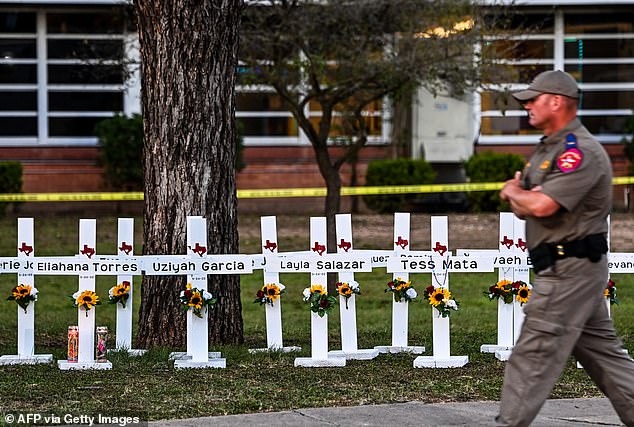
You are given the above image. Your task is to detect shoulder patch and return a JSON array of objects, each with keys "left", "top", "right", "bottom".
[
  {"left": 565, "top": 133, "right": 577, "bottom": 149},
  {"left": 557, "top": 148, "right": 583, "bottom": 173}
]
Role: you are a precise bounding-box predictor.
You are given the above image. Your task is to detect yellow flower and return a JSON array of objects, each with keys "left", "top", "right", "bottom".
[
  {"left": 113, "top": 282, "right": 130, "bottom": 297},
  {"left": 188, "top": 292, "right": 203, "bottom": 309},
  {"left": 604, "top": 288, "right": 610, "bottom": 298},
  {"left": 516, "top": 285, "right": 531, "bottom": 304},
  {"left": 310, "top": 284, "right": 326, "bottom": 295},
  {"left": 263, "top": 283, "right": 282, "bottom": 302},
  {"left": 496, "top": 279, "right": 512, "bottom": 293},
  {"left": 338, "top": 283, "right": 353, "bottom": 297},
  {"left": 12, "top": 284, "right": 31, "bottom": 300},
  {"left": 429, "top": 288, "right": 451, "bottom": 307},
  {"left": 76, "top": 290, "right": 100, "bottom": 310},
  {"left": 186, "top": 283, "right": 192, "bottom": 290},
  {"left": 395, "top": 280, "right": 411, "bottom": 292}
]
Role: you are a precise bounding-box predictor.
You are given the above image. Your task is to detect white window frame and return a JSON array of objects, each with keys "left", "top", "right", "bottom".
[
  {"left": 479, "top": 7, "right": 634, "bottom": 145},
  {"left": 0, "top": 6, "right": 130, "bottom": 147},
  {"left": 237, "top": 57, "right": 391, "bottom": 146}
]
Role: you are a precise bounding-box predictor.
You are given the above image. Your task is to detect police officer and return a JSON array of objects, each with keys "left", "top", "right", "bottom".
[{"left": 497, "top": 70, "right": 634, "bottom": 426}]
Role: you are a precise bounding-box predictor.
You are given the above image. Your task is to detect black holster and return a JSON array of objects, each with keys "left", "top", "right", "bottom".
[{"left": 528, "top": 233, "right": 608, "bottom": 274}]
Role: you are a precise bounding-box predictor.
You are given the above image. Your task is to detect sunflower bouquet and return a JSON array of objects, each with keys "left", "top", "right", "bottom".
[
  {"left": 7, "top": 284, "right": 38, "bottom": 313},
  {"left": 605, "top": 279, "right": 619, "bottom": 305},
  {"left": 424, "top": 285, "right": 459, "bottom": 318},
  {"left": 179, "top": 283, "right": 216, "bottom": 318},
  {"left": 302, "top": 284, "right": 337, "bottom": 318},
  {"left": 71, "top": 290, "right": 101, "bottom": 316},
  {"left": 385, "top": 277, "right": 417, "bottom": 303},
  {"left": 108, "top": 280, "right": 131, "bottom": 308},
  {"left": 336, "top": 280, "right": 360, "bottom": 309},
  {"left": 484, "top": 279, "right": 515, "bottom": 304},
  {"left": 254, "top": 282, "right": 285, "bottom": 306},
  {"left": 513, "top": 281, "right": 531, "bottom": 306}
]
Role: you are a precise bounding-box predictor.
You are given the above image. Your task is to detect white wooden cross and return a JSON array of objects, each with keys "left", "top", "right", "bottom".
[
  {"left": 328, "top": 214, "right": 379, "bottom": 360},
  {"left": 0, "top": 218, "right": 53, "bottom": 365},
  {"left": 472, "top": 212, "right": 526, "bottom": 356},
  {"left": 294, "top": 217, "right": 346, "bottom": 367},
  {"left": 480, "top": 212, "right": 515, "bottom": 353},
  {"left": 375, "top": 212, "right": 425, "bottom": 354},
  {"left": 58, "top": 219, "right": 112, "bottom": 370},
  {"left": 495, "top": 215, "right": 530, "bottom": 361},
  {"left": 454, "top": 213, "right": 530, "bottom": 359},
  {"left": 248, "top": 216, "right": 301, "bottom": 353},
  {"left": 414, "top": 216, "right": 469, "bottom": 368},
  {"left": 172, "top": 216, "right": 226, "bottom": 369}
]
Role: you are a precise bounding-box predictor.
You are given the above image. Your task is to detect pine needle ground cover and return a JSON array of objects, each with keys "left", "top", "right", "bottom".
[{"left": 0, "top": 215, "right": 631, "bottom": 421}]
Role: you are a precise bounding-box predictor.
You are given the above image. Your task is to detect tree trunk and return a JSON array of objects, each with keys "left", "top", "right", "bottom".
[
  {"left": 323, "top": 166, "right": 341, "bottom": 292},
  {"left": 135, "top": 0, "right": 243, "bottom": 348},
  {"left": 390, "top": 92, "right": 413, "bottom": 159},
  {"left": 309, "top": 143, "right": 341, "bottom": 249},
  {"left": 349, "top": 158, "right": 359, "bottom": 214},
  {"left": 324, "top": 167, "right": 342, "bottom": 249}
]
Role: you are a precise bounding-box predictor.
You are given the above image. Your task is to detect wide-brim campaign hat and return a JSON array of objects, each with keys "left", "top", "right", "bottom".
[{"left": 512, "top": 70, "right": 580, "bottom": 102}]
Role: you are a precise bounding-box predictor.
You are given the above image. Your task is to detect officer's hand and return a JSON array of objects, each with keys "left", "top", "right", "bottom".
[{"left": 500, "top": 171, "right": 522, "bottom": 201}]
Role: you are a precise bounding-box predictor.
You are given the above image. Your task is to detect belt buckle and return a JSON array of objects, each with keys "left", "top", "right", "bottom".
[{"left": 556, "top": 244, "right": 565, "bottom": 257}]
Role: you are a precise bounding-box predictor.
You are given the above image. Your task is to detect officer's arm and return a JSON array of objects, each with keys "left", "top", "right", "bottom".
[{"left": 500, "top": 175, "right": 560, "bottom": 218}]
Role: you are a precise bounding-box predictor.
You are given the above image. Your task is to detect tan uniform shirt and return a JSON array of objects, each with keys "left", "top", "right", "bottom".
[
  {"left": 522, "top": 118, "right": 612, "bottom": 248},
  {"left": 499, "top": 120, "right": 634, "bottom": 427}
]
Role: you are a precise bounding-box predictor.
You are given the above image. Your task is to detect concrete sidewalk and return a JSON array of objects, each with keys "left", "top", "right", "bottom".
[{"left": 150, "top": 397, "right": 624, "bottom": 426}]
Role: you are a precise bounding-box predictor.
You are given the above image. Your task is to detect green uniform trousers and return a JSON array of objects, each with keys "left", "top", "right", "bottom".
[{"left": 497, "top": 256, "right": 634, "bottom": 427}]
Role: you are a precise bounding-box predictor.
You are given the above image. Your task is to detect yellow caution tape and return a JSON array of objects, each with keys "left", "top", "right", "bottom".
[
  {"left": 612, "top": 176, "right": 634, "bottom": 185},
  {"left": 0, "top": 192, "right": 144, "bottom": 202},
  {"left": 0, "top": 177, "right": 632, "bottom": 202},
  {"left": 237, "top": 182, "right": 505, "bottom": 199}
]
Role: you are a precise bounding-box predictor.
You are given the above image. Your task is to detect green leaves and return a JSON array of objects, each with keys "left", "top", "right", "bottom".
[
  {"left": 306, "top": 291, "right": 337, "bottom": 317},
  {"left": 465, "top": 152, "right": 525, "bottom": 212},
  {"left": 95, "top": 114, "right": 143, "bottom": 191},
  {"left": 364, "top": 159, "right": 436, "bottom": 213},
  {"left": 0, "top": 161, "right": 23, "bottom": 216}
]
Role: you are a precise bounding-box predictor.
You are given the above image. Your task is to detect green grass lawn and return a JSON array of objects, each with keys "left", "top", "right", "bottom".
[{"left": 0, "top": 215, "right": 632, "bottom": 421}]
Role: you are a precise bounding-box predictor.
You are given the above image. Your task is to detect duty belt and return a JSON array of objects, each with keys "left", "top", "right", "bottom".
[{"left": 528, "top": 233, "right": 608, "bottom": 274}]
